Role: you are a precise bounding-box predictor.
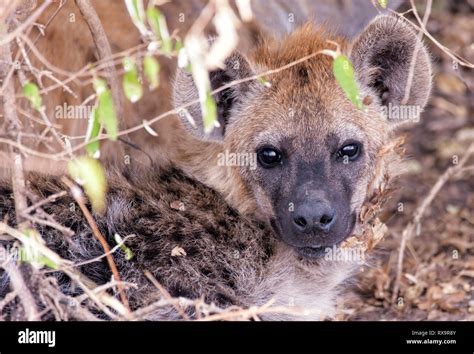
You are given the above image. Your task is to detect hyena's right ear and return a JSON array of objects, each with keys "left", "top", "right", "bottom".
[
  {"left": 350, "top": 15, "right": 432, "bottom": 124},
  {"left": 173, "top": 52, "right": 257, "bottom": 142}
]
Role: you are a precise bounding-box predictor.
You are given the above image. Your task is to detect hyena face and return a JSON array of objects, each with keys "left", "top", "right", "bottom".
[
  {"left": 174, "top": 16, "right": 431, "bottom": 259},
  {"left": 229, "top": 83, "right": 378, "bottom": 258}
]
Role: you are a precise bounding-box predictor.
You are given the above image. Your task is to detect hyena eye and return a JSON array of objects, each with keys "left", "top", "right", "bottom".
[
  {"left": 337, "top": 143, "right": 361, "bottom": 161},
  {"left": 257, "top": 147, "right": 283, "bottom": 168}
]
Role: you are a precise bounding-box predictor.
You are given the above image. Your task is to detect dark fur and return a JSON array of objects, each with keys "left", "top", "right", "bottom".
[{"left": 0, "top": 166, "right": 274, "bottom": 320}]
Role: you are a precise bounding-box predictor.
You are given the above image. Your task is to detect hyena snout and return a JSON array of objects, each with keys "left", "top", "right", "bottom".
[
  {"left": 277, "top": 185, "right": 355, "bottom": 258},
  {"left": 292, "top": 199, "right": 336, "bottom": 233}
]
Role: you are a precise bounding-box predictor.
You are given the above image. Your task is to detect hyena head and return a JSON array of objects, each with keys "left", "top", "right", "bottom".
[{"left": 174, "top": 16, "right": 431, "bottom": 259}]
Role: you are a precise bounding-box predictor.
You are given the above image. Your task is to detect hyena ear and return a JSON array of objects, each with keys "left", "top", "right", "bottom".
[
  {"left": 173, "top": 52, "right": 256, "bottom": 142},
  {"left": 350, "top": 15, "right": 432, "bottom": 123}
]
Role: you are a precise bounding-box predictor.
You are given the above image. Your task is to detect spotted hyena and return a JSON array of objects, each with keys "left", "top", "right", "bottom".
[{"left": 0, "top": 4, "right": 431, "bottom": 320}]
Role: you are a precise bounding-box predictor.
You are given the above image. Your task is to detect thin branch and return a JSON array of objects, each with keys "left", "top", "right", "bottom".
[
  {"left": 401, "top": 0, "right": 432, "bottom": 105},
  {"left": 0, "top": 48, "right": 331, "bottom": 161},
  {"left": 61, "top": 268, "right": 127, "bottom": 320},
  {"left": 0, "top": 0, "right": 52, "bottom": 47},
  {"left": 23, "top": 213, "right": 74, "bottom": 237},
  {"left": 0, "top": 0, "right": 22, "bottom": 24},
  {"left": 389, "top": 7, "right": 474, "bottom": 69},
  {"left": 74, "top": 0, "right": 125, "bottom": 131},
  {"left": 21, "top": 191, "right": 67, "bottom": 215},
  {"left": 0, "top": 289, "right": 17, "bottom": 313},
  {"left": 1, "top": 217, "right": 131, "bottom": 320},
  {"left": 0, "top": 13, "right": 29, "bottom": 228},
  {"left": 0, "top": 245, "right": 40, "bottom": 320},
  {"left": 61, "top": 176, "right": 131, "bottom": 313},
  {"left": 197, "top": 298, "right": 307, "bottom": 321},
  {"left": 15, "top": 36, "right": 69, "bottom": 153},
  {"left": 72, "top": 235, "right": 135, "bottom": 268},
  {"left": 144, "top": 270, "right": 190, "bottom": 320}
]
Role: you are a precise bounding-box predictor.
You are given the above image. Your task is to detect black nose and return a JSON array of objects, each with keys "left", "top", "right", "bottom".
[{"left": 293, "top": 201, "right": 336, "bottom": 233}]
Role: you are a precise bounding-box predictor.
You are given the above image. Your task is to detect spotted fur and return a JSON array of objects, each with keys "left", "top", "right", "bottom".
[{"left": 0, "top": 165, "right": 355, "bottom": 320}]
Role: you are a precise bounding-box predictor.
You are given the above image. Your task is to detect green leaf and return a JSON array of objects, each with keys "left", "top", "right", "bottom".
[
  {"left": 378, "top": 0, "right": 388, "bottom": 8},
  {"left": 19, "top": 229, "right": 59, "bottom": 269},
  {"left": 125, "top": 0, "right": 147, "bottom": 35},
  {"left": 143, "top": 55, "right": 160, "bottom": 90},
  {"left": 19, "top": 247, "right": 58, "bottom": 269},
  {"left": 114, "top": 234, "right": 134, "bottom": 260},
  {"left": 68, "top": 156, "right": 108, "bottom": 214},
  {"left": 122, "top": 57, "right": 143, "bottom": 102},
  {"left": 174, "top": 40, "right": 183, "bottom": 52},
  {"left": 257, "top": 76, "right": 271, "bottom": 88},
  {"left": 98, "top": 91, "right": 118, "bottom": 140},
  {"left": 146, "top": 6, "right": 172, "bottom": 53},
  {"left": 85, "top": 108, "right": 101, "bottom": 156},
  {"left": 22, "top": 82, "right": 42, "bottom": 111},
  {"left": 123, "top": 72, "right": 143, "bottom": 102},
  {"left": 333, "top": 55, "right": 363, "bottom": 110},
  {"left": 202, "top": 91, "right": 217, "bottom": 134},
  {"left": 146, "top": 7, "right": 162, "bottom": 38},
  {"left": 93, "top": 78, "right": 118, "bottom": 140}
]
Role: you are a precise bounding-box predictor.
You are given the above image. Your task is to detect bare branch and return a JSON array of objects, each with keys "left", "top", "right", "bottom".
[
  {"left": 21, "top": 190, "right": 67, "bottom": 215},
  {"left": 61, "top": 176, "right": 131, "bottom": 313},
  {"left": 0, "top": 12, "right": 29, "bottom": 227},
  {"left": 74, "top": 0, "right": 125, "bottom": 130},
  {"left": 401, "top": 0, "right": 432, "bottom": 105},
  {"left": 0, "top": 245, "right": 40, "bottom": 320},
  {"left": 389, "top": 7, "right": 474, "bottom": 69},
  {"left": 0, "top": 0, "right": 52, "bottom": 47},
  {"left": 144, "top": 270, "right": 190, "bottom": 320}
]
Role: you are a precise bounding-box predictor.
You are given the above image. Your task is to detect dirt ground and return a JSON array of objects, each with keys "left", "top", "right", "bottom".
[{"left": 344, "top": 1, "right": 474, "bottom": 321}]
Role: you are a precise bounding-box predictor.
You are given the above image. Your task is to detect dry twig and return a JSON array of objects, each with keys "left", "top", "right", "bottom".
[
  {"left": 144, "top": 270, "right": 190, "bottom": 320},
  {"left": 74, "top": 0, "right": 125, "bottom": 130},
  {"left": 0, "top": 245, "right": 40, "bottom": 320},
  {"left": 401, "top": 0, "right": 432, "bottom": 105},
  {"left": 61, "top": 176, "right": 131, "bottom": 313},
  {"left": 0, "top": 18, "right": 30, "bottom": 228}
]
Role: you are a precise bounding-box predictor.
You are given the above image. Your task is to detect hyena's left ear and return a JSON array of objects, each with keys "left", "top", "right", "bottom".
[
  {"left": 350, "top": 15, "right": 432, "bottom": 123},
  {"left": 173, "top": 52, "right": 258, "bottom": 142}
]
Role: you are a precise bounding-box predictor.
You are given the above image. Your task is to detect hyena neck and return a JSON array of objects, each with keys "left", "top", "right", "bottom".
[{"left": 172, "top": 133, "right": 259, "bottom": 217}]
